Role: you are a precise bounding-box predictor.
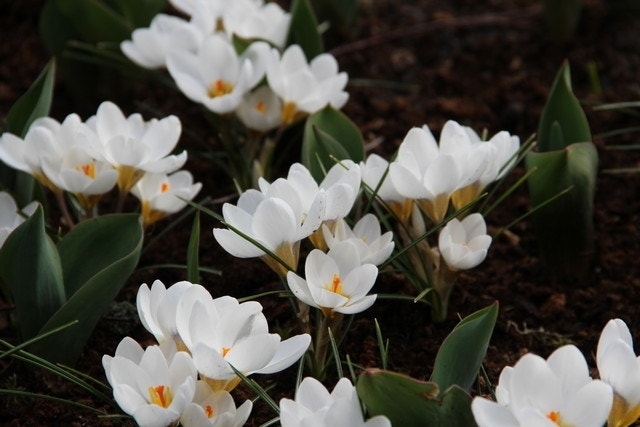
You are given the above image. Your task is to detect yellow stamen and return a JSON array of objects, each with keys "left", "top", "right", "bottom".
[
  {"left": 208, "top": 79, "right": 233, "bottom": 98},
  {"left": 205, "top": 404, "right": 215, "bottom": 418},
  {"left": 221, "top": 347, "right": 231, "bottom": 357},
  {"left": 148, "top": 384, "right": 173, "bottom": 408},
  {"left": 77, "top": 162, "right": 96, "bottom": 179},
  {"left": 255, "top": 101, "right": 267, "bottom": 113}
]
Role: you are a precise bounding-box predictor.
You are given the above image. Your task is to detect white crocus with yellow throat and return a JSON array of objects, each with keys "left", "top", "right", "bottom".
[
  {"left": 103, "top": 338, "right": 197, "bottom": 427},
  {"left": 597, "top": 318, "right": 640, "bottom": 427},
  {"left": 86, "top": 101, "right": 187, "bottom": 194},
  {"left": 166, "top": 35, "right": 270, "bottom": 115},
  {"left": 279, "top": 377, "right": 391, "bottom": 427},
  {"left": 322, "top": 214, "right": 394, "bottom": 266},
  {"left": 130, "top": 170, "right": 202, "bottom": 227},
  {"left": 236, "top": 85, "right": 283, "bottom": 132},
  {"left": 180, "top": 380, "right": 252, "bottom": 427},
  {"left": 175, "top": 289, "right": 311, "bottom": 392},
  {"left": 472, "top": 345, "right": 613, "bottom": 427},
  {"left": 438, "top": 213, "right": 492, "bottom": 271},
  {"left": 213, "top": 188, "right": 324, "bottom": 276},
  {"left": 360, "top": 153, "right": 412, "bottom": 224},
  {"left": 287, "top": 240, "right": 379, "bottom": 319},
  {"left": 265, "top": 44, "right": 348, "bottom": 124}
]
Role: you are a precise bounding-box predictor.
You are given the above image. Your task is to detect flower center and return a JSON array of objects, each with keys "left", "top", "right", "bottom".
[
  {"left": 221, "top": 346, "right": 231, "bottom": 357},
  {"left": 160, "top": 181, "right": 171, "bottom": 193},
  {"left": 281, "top": 101, "right": 298, "bottom": 124},
  {"left": 77, "top": 162, "right": 96, "bottom": 179},
  {"left": 148, "top": 384, "right": 173, "bottom": 408},
  {"left": 205, "top": 404, "right": 215, "bottom": 418},
  {"left": 546, "top": 411, "right": 573, "bottom": 427},
  {"left": 326, "top": 273, "right": 344, "bottom": 295},
  {"left": 255, "top": 101, "right": 267, "bottom": 113},
  {"left": 208, "top": 79, "right": 234, "bottom": 98}
]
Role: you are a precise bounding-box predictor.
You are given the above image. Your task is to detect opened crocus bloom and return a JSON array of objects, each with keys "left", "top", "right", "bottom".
[
  {"left": 597, "top": 318, "right": 640, "bottom": 427},
  {"left": 472, "top": 344, "right": 613, "bottom": 427},
  {"left": 438, "top": 213, "right": 492, "bottom": 271},
  {"left": 287, "top": 240, "right": 379, "bottom": 319},
  {"left": 103, "top": 338, "right": 197, "bottom": 427},
  {"left": 180, "top": 380, "right": 252, "bottom": 427},
  {"left": 175, "top": 289, "right": 311, "bottom": 392},
  {"left": 322, "top": 214, "right": 394, "bottom": 266},
  {"left": 279, "top": 377, "right": 391, "bottom": 427},
  {"left": 0, "top": 192, "right": 38, "bottom": 248}
]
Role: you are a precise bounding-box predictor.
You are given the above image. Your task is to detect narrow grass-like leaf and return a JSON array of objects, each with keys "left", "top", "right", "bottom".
[
  {"left": 327, "top": 327, "right": 343, "bottom": 378},
  {"left": 230, "top": 365, "right": 280, "bottom": 414},
  {"left": 374, "top": 319, "right": 389, "bottom": 370},
  {"left": 0, "top": 320, "right": 76, "bottom": 361},
  {"left": 187, "top": 210, "right": 200, "bottom": 283},
  {"left": 430, "top": 302, "right": 498, "bottom": 392}
]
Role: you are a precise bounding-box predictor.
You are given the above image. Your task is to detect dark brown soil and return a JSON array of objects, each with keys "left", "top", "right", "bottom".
[{"left": 1, "top": 0, "right": 640, "bottom": 425}]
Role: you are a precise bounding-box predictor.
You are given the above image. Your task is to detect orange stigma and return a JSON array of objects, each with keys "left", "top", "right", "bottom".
[
  {"left": 77, "top": 162, "right": 96, "bottom": 179},
  {"left": 148, "top": 384, "right": 173, "bottom": 408},
  {"left": 221, "top": 347, "right": 231, "bottom": 357},
  {"left": 255, "top": 101, "right": 267, "bottom": 113},
  {"left": 327, "top": 273, "right": 343, "bottom": 295},
  {"left": 208, "top": 79, "right": 233, "bottom": 98},
  {"left": 160, "top": 182, "right": 170, "bottom": 193},
  {"left": 205, "top": 404, "right": 215, "bottom": 418}
]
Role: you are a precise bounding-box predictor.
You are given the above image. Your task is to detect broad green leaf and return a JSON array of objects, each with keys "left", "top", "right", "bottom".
[
  {"left": 0, "top": 206, "right": 65, "bottom": 340},
  {"left": 542, "top": 0, "right": 583, "bottom": 43},
  {"left": 31, "top": 213, "right": 143, "bottom": 365},
  {"left": 537, "top": 61, "right": 591, "bottom": 152},
  {"left": 55, "top": 0, "right": 132, "bottom": 43},
  {"left": 357, "top": 369, "right": 477, "bottom": 427},
  {"left": 187, "top": 210, "right": 200, "bottom": 283},
  {"left": 430, "top": 302, "right": 499, "bottom": 392},
  {"left": 287, "top": 0, "right": 324, "bottom": 59},
  {"left": 4, "top": 59, "right": 56, "bottom": 138},
  {"left": 105, "top": 0, "right": 167, "bottom": 28},
  {"left": 302, "top": 106, "right": 364, "bottom": 181},
  {"left": 525, "top": 142, "right": 598, "bottom": 276}
]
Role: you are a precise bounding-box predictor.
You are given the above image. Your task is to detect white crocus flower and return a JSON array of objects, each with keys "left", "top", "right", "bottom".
[
  {"left": 166, "top": 35, "right": 270, "bottom": 115},
  {"left": 213, "top": 188, "right": 323, "bottom": 275},
  {"left": 86, "top": 101, "right": 187, "bottom": 193},
  {"left": 0, "top": 192, "right": 38, "bottom": 248},
  {"left": 176, "top": 291, "right": 311, "bottom": 392},
  {"left": 472, "top": 345, "right": 613, "bottom": 427},
  {"left": 266, "top": 44, "right": 348, "bottom": 124},
  {"left": 280, "top": 377, "right": 391, "bottom": 427},
  {"left": 121, "top": 14, "right": 204, "bottom": 69},
  {"left": 438, "top": 213, "right": 492, "bottom": 271},
  {"left": 130, "top": 170, "right": 202, "bottom": 227},
  {"left": 389, "top": 125, "right": 463, "bottom": 224},
  {"left": 103, "top": 340, "right": 197, "bottom": 427},
  {"left": 597, "top": 318, "right": 640, "bottom": 427},
  {"left": 360, "top": 153, "right": 412, "bottom": 224},
  {"left": 136, "top": 280, "right": 212, "bottom": 348},
  {"left": 323, "top": 214, "right": 394, "bottom": 266},
  {"left": 236, "top": 85, "right": 283, "bottom": 132},
  {"left": 180, "top": 381, "right": 252, "bottom": 427},
  {"left": 287, "top": 241, "right": 379, "bottom": 319}
]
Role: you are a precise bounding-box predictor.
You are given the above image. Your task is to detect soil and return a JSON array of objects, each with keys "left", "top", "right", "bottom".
[{"left": 1, "top": 0, "right": 640, "bottom": 425}]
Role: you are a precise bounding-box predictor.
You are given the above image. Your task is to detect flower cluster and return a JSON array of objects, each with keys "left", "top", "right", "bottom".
[
  {"left": 0, "top": 101, "right": 201, "bottom": 226},
  {"left": 472, "top": 318, "right": 640, "bottom": 427},
  {"left": 104, "top": 279, "right": 310, "bottom": 426},
  {"left": 121, "top": 0, "right": 348, "bottom": 133}
]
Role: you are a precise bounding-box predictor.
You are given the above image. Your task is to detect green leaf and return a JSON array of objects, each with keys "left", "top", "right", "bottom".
[
  {"left": 105, "top": 0, "right": 167, "bottom": 28},
  {"left": 525, "top": 142, "right": 598, "bottom": 276},
  {"left": 187, "top": 210, "right": 200, "bottom": 283},
  {"left": 357, "top": 369, "right": 477, "bottom": 427},
  {"left": 55, "top": 0, "right": 132, "bottom": 43},
  {"left": 30, "top": 213, "right": 143, "bottom": 365},
  {"left": 4, "top": 59, "right": 56, "bottom": 138},
  {"left": 537, "top": 61, "right": 591, "bottom": 152},
  {"left": 430, "top": 302, "right": 499, "bottom": 392},
  {"left": 287, "top": 0, "right": 324, "bottom": 59},
  {"left": 0, "top": 206, "right": 65, "bottom": 340},
  {"left": 302, "top": 106, "right": 364, "bottom": 181}
]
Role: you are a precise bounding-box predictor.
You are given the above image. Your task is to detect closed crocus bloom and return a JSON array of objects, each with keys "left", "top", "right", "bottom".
[
  {"left": 472, "top": 345, "right": 613, "bottom": 427},
  {"left": 121, "top": 13, "right": 204, "bottom": 69},
  {"left": 266, "top": 44, "right": 348, "bottom": 124},
  {"left": 0, "top": 192, "right": 38, "bottom": 248},
  {"left": 86, "top": 101, "right": 187, "bottom": 193},
  {"left": 103, "top": 340, "right": 197, "bottom": 427},
  {"left": 130, "top": 170, "right": 202, "bottom": 227},
  {"left": 166, "top": 35, "right": 270, "bottom": 115},
  {"left": 180, "top": 381, "right": 252, "bottom": 427},
  {"left": 287, "top": 240, "right": 379, "bottom": 319},
  {"left": 216, "top": 0, "right": 290, "bottom": 48},
  {"left": 597, "top": 318, "right": 640, "bottom": 427},
  {"left": 438, "top": 213, "right": 492, "bottom": 271},
  {"left": 236, "top": 85, "right": 283, "bottom": 132},
  {"left": 213, "top": 188, "right": 323, "bottom": 275},
  {"left": 360, "top": 153, "right": 412, "bottom": 224},
  {"left": 389, "top": 125, "right": 463, "bottom": 224},
  {"left": 323, "top": 214, "right": 394, "bottom": 266},
  {"left": 280, "top": 377, "right": 391, "bottom": 427},
  {"left": 176, "top": 294, "right": 310, "bottom": 392}
]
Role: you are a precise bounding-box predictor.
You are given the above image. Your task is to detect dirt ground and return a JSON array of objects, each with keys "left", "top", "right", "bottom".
[{"left": 1, "top": 0, "right": 639, "bottom": 425}]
